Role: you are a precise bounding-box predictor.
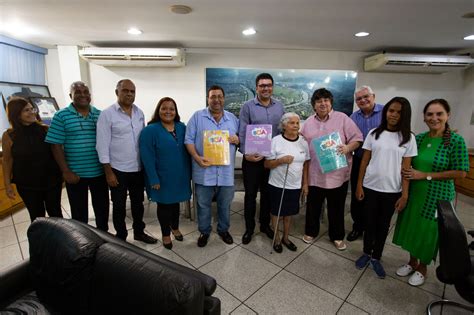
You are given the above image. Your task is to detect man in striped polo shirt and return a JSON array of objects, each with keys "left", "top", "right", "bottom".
[{"left": 46, "top": 81, "right": 109, "bottom": 231}]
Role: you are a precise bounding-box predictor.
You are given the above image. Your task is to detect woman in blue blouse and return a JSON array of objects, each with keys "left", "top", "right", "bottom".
[{"left": 140, "top": 97, "right": 191, "bottom": 249}]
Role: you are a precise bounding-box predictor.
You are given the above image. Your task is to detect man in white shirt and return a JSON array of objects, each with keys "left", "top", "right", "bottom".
[{"left": 96, "top": 79, "right": 157, "bottom": 244}]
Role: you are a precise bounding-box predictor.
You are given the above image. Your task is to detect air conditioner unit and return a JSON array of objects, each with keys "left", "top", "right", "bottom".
[
  {"left": 78, "top": 47, "right": 185, "bottom": 67},
  {"left": 364, "top": 53, "right": 474, "bottom": 74}
]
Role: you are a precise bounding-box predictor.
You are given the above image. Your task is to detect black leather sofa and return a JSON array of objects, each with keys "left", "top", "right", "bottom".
[{"left": 0, "top": 218, "right": 220, "bottom": 315}]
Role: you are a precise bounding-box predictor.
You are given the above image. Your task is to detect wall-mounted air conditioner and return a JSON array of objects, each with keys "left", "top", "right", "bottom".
[
  {"left": 78, "top": 47, "right": 185, "bottom": 67},
  {"left": 364, "top": 53, "right": 474, "bottom": 74}
]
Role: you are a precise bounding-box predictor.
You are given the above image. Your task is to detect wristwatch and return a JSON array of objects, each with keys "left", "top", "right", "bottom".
[{"left": 426, "top": 174, "right": 432, "bottom": 181}]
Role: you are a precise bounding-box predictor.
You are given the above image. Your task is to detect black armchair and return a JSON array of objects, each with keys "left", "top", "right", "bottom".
[{"left": 426, "top": 200, "right": 474, "bottom": 314}]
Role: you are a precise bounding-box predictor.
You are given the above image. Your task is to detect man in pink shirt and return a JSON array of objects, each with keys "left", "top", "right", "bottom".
[{"left": 301, "top": 88, "right": 362, "bottom": 251}]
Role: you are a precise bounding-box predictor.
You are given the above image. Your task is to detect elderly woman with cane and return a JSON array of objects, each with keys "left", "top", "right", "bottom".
[{"left": 264, "top": 112, "right": 310, "bottom": 253}]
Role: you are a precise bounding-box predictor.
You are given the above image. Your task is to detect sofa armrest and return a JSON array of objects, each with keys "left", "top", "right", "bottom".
[{"left": 0, "top": 259, "right": 32, "bottom": 308}]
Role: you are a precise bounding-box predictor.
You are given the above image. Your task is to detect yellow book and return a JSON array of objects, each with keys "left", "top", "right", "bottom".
[{"left": 203, "top": 130, "right": 230, "bottom": 165}]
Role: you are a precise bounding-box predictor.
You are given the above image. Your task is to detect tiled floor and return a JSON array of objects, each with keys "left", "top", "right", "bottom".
[{"left": 1, "top": 190, "right": 473, "bottom": 314}]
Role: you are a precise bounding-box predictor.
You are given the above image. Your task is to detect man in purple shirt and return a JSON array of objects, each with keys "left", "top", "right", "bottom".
[
  {"left": 96, "top": 79, "right": 157, "bottom": 244},
  {"left": 238, "top": 73, "right": 285, "bottom": 245},
  {"left": 347, "top": 86, "right": 384, "bottom": 241}
]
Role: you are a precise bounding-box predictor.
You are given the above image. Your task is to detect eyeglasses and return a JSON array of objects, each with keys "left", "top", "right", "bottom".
[
  {"left": 23, "top": 107, "right": 38, "bottom": 113},
  {"left": 355, "top": 94, "right": 371, "bottom": 102},
  {"left": 257, "top": 84, "right": 273, "bottom": 89}
]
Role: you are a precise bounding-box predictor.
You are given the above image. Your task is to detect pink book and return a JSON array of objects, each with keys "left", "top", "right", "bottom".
[{"left": 245, "top": 124, "right": 272, "bottom": 156}]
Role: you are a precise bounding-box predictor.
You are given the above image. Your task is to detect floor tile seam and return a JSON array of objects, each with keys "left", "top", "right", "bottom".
[
  {"left": 237, "top": 239, "right": 315, "bottom": 270},
  {"left": 336, "top": 300, "right": 369, "bottom": 315},
  {"left": 281, "top": 267, "right": 347, "bottom": 303},
  {"left": 165, "top": 248, "right": 199, "bottom": 270},
  {"left": 12, "top": 222, "right": 25, "bottom": 260},
  {"left": 340, "top": 267, "right": 369, "bottom": 305},
  {"left": 214, "top": 283, "right": 246, "bottom": 307},
  {"left": 311, "top": 241, "right": 360, "bottom": 264},
  {"left": 230, "top": 302, "right": 258, "bottom": 315},
  {"left": 194, "top": 242, "right": 240, "bottom": 269},
  {"left": 236, "top": 244, "right": 288, "bottom": 269},
  {"left": 239, "top": 268, "right": 287, "bottom": 305},
  {"left": 387, "top": 272, "right": 444, "bottom": 298}
]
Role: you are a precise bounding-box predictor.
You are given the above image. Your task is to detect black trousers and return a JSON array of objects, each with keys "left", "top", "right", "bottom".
[
  {"left": 16, "top": 184, "right": 63, "bottom": 222},
  {"left": 156, "top": 202, "right": 180, "bottom": 237},
  {"left": 242, "top": 159, "right": 271, "bottom": 233},
  {"left": 305, "top": 181, "right": 348, "bottom": 241},
  {"left": 65, "top": 175, "right": 109, "bottom": 231},
  {"left": 363, "top": 187, "right": 401, "bottom": 260},
  {"left": 110, "top": 169, "right": 145, "bottom": 239},
  {"left": 350, "top": 155, "right": 365, "bottom": 233}
]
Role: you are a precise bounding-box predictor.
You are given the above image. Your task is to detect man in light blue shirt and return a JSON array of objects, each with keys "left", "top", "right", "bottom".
[
  {"left": 347, "top": 85, "right": 384, "bottom": 242},
  {"left": 96, "top": 79, "right": 157, "bottom": 244},
  {"left": 185, "top": 85, "right": 240, "bottom": 247}
]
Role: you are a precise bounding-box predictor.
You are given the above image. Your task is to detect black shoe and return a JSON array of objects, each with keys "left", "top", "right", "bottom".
[
  {"left": 282, "top": 239, "right": 297, "bottom": 251},
  {"left": 197, "top": 233, "right": 209, "bottom": 247},
  {"left": 261, "top": 226, "right": 274, "bottom": 240},
  {"left": 171, "top": 229, "right": 184, "bottom": 241},
  {"left": 273, "top": 242, "right": 283, "bottom": 253},
  {"left": 134, "top": 233, "right": 158, "bottom": 244},
  {"left": 218, "top": 231, "right": 234, "bottom": 245},
  {"left": 163, "top": 241, "right": 173, "bottom": 250},
  {"left": 242, "top": 232, "right": 253, "bottom": 245},
  {"left": 347, "top": 230, "right": 362, "bottom": 242}
]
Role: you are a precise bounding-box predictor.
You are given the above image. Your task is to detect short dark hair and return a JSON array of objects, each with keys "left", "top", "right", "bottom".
[
  {"left": 148, "top": 97, "right": 181, "bottom": 124},
  {"left": 115, "top": 79, "right": 134, "bottom": 90},
  {"left": 207, "top": 85, "right": 225, "bottom": 97},
  {"left": 69, "top": 81, "right": 88, "bottom": 94},
  {"left": 311, "top": 88, "right": 333, "bottom": 106},
  {"left": 255, "top": 73, "right": 274, "bottom": 86}
]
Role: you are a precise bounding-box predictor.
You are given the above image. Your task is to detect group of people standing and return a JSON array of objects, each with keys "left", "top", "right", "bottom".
[{"left": 2, "top": 74, "right": 469, "bottom": 287}]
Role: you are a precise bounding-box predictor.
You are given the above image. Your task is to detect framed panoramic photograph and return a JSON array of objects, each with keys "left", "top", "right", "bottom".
[
  {"left": 29, "top": 97, "right": 59, "bottom": 125},
  {"left": 206, "top": 67, "right": 358, "bottom": 120},
  {"left": 0, "top": 81, "right": 51, "bottom": 109}
]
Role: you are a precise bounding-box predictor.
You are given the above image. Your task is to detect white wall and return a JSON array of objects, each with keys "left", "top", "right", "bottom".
[{"left": 46, "top": 48, "right": 470, "bottom": 144}]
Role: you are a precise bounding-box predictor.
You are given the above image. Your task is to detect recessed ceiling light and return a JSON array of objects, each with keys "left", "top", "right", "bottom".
[
  {"left": 355, "top": 32, "right": 370, "bottom": 37},
  {"left": 464, "top": 34, "right": 474, "bottom": 40},
  {"left": 170, "top": 5, "right": 192, "bottom": 14},
  {"left": 127, "top": 27, "right": 143, "bottom": 35},
  {"left": 242, "top": 28, "right": 257, "bottom": 36}
]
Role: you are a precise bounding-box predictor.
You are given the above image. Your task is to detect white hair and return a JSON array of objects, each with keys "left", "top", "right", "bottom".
[
  {"left": 278, "top": 112, "right": 300, "bottom": 132},
  {"left": 354, "top": 85, "right": 374, "bottom": 96}
]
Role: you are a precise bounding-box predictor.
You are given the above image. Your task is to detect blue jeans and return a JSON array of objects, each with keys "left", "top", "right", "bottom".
[{"left": 195, "top": 184, "right": 234, "bottom": 234}]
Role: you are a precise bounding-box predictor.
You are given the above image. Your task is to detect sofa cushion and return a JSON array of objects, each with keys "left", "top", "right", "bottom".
[
  {"left": 27, "top": 218, "right": 104, "bottom": 314},
  {"left": 76, "top": 221, "right": 217, "bottom": 296},
  {"left": 90, "top": 243, "right": 205, "bottom": 315}
]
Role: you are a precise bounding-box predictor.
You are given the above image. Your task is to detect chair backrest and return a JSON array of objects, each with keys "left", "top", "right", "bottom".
[{"left": 436, "top": 200, "right": 471, "bottom": 284}]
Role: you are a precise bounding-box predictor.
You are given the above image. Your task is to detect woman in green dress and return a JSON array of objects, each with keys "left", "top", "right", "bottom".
[{"left": 393, "top": 99, "right": 469, "bottom": 287}]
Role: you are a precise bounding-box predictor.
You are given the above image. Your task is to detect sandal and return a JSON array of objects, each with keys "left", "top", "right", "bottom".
[
  {"left": 171, "top": 229, "right": 184, "bottom": 241},
  {"left": 302, "top": 235, "right": 315, "bottom": 244},
  {"left": 282, "top": 239, "right": 297, "bottom": 251}
]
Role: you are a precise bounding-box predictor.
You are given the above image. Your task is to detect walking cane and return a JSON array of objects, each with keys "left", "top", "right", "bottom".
[{"left": 270, "top": 163, "right": 290, "bottom": 254}]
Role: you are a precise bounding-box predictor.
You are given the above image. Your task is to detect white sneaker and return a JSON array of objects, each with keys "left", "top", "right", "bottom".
[
  {"left": 396, "top": 264, "right": 415, "bottom": 277},
  {"left": 408, "top": 271, "right": 425, "bottom": 286}
]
